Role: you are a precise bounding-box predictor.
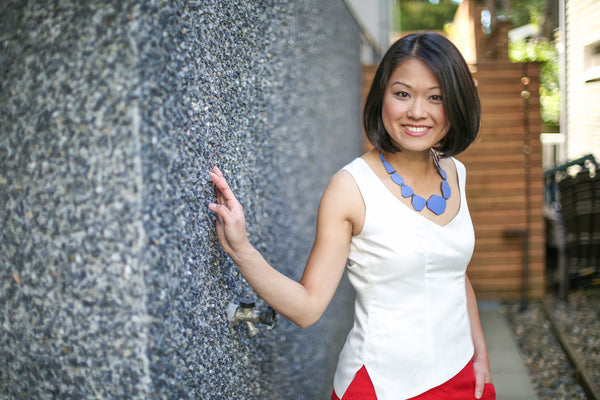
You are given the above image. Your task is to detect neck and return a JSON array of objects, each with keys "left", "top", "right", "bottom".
[
  {"left": 378, "top": 149, "right": 451, "bottom": 215},
  {"left": 382, "top": 149, "right": 436, "bottom": 176}
]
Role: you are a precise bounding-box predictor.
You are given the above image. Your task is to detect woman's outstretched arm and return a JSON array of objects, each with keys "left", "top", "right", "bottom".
[{"left": 208, "top": 166, "right": 361, "bottom": 328}]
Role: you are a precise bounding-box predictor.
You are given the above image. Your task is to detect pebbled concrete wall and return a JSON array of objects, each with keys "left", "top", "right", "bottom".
[{"left": 0, "top": 1, "right": 360, "bottom": 399}]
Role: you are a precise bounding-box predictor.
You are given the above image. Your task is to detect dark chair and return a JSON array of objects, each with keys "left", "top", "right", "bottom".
[{"left": 544, "top": 154, "right": 599, "bottom": 297}]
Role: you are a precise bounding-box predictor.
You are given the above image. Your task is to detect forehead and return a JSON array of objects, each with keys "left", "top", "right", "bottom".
[{"left": 388, "top": 58, "right": 439, "bottom": 88}]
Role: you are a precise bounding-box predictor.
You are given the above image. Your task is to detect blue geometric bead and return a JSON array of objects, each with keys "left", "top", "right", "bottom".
[
  {"left": 401, "top": 184, "right": 414, "bottom": 198},
  {"left": 441, "top": 180, "right": 451, "bottom": 199},
  {"left": 412, "top": 195, "right": 426, "bottom": 211},
  {"left": 438, "top": 167, "right": 447, "bottom": 180},
  {"left": 391, "top": 172, "right": 404, "bottom": 186},
  {"left": 427, "top": 194, "right": 447, "bottom": 215},
  {"left": 380, "top": 153, "right": 396, "bottom": 174}
]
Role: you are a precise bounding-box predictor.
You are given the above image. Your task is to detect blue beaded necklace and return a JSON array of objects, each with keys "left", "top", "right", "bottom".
[{"left": 379, "top": 151, "right": 451, "bottom": 216}]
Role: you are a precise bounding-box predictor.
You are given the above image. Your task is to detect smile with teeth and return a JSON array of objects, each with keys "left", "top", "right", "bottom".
[{"left": 403, "top": 125, "right": 430, "bottom": 136}]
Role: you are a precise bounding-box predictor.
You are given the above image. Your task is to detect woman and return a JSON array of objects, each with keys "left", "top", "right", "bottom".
[{"left": 209, "top": 32, "right": 495, "bottom": 400}]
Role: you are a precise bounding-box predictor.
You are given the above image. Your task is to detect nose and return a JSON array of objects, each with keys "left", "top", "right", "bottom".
[{"left": 407, "top": 98, "right": 426, "bottom": 119}]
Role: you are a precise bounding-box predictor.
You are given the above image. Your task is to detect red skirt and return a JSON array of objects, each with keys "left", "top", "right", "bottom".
[{"left": 331, "top": 360, "right": 496, "bottom": 400}]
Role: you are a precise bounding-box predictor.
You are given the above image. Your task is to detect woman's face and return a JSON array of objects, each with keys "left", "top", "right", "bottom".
[{"left": 381, "top": 58, "right": 450, "bottom": 154}]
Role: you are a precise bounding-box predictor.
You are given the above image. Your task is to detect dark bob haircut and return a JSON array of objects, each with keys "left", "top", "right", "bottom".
[{"left": 363, "top": 32, "right": 480, "bottom": 157}]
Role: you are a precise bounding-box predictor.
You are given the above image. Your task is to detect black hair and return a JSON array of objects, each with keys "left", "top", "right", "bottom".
[{"left": 363, "top": 32, "right": 480, "bottom": 157}]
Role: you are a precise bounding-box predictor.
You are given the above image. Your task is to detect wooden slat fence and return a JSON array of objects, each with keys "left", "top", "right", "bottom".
[{"left": 462, "top": 61, "right": 545, "bottom": 300}]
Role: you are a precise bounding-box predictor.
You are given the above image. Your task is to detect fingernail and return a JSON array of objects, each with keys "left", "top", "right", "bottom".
[{"left": 476, "top": 391, "right": 482, "bottom": 399}]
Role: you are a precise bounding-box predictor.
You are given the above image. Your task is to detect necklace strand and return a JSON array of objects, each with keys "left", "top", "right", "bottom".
[{"left": 379, "top": 151, "right": 451, "bottom": 216}]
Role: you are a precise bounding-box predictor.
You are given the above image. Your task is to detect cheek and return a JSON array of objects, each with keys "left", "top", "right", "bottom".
[
  {"left": 381, "top": 98, "right": 391, "bottom": 120},
  {"left": 381, "top": 98, "right": 399, "bottom": 123},
  {"left": 437, "top": 107, "right": 447, "bottom": 123},
  {"left": 438, "top": 109, "right": 450, "bottom": 132}
]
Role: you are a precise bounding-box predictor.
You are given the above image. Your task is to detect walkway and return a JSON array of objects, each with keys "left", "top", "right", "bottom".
[{"left": 479, "top": 301, "right": 539, "bottom": 400}]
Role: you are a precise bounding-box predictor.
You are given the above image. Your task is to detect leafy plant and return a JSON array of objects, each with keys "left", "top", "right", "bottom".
[
  {"left": 396, "top": 0, "right": 459, "bottom": 32},
  {"left": 509, "top": 39, "right": 560, "bottom": 127}
]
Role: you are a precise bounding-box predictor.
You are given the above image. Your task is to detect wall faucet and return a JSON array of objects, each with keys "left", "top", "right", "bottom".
[{"left": 227, "top": 301, "right": 277, "bottom": 337}]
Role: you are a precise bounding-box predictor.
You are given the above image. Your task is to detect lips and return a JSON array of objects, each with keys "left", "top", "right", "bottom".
[{"left": 403, "top": 125, "right": 430, "bottom": 137}]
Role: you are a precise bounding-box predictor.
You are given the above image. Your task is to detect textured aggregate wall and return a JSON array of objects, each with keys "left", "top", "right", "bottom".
[{"left": 0, "top": 1, "right": 361, "bottom": 399}]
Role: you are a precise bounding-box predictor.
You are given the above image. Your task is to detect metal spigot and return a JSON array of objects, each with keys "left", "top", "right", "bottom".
[{"left": 227, "top": 301, "right": 277, "bottom": 337}]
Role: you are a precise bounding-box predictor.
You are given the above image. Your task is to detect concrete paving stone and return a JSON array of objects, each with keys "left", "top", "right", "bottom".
[{"left": 479, "top": 301, "right": 539, "bottom": 400}]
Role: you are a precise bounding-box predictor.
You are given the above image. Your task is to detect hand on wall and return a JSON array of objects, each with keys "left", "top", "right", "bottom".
[{"left": 208, "top": 166, "right": 252, "bottom": 260}]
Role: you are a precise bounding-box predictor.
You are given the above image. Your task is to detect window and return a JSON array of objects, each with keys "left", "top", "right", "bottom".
[{"left": 584, "top": 40, "right": 600, "bottom": 82}]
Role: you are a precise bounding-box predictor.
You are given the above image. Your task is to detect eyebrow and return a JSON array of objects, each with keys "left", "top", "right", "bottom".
[{"left": 390, "top": 81, "right": 440, "bottom": 90}]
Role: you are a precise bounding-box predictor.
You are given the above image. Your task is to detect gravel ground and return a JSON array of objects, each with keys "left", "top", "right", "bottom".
[{"left": 502, "top": 287, "right": 600, "bottom": 400}]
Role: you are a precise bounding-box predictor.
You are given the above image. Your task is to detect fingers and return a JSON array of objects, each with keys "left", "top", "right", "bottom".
[
  {"left": 208, "top": 166, "right": 240, "bottom": 222},
  {"left": 472, "top": 356, "right": 493, "bottom": 399},
  {"left": 208, "top": 202, "right": 229, "bottom": 218},
  {"left": 207, "top": 166, "right": 251, "bottom": 256},
  {"left": 475, "top": 386, "right": 483, "bottom": 399},
  {"left": 210, "top": 166, "right": 237, "bottom": 204},
  {"left": 474, "top": 373, "right": 486, "bottom": 399}
]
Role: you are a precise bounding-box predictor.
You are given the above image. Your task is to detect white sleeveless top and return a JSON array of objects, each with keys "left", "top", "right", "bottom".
[{"left": 333, "top": 157, "right": 475, "bottom": 400}]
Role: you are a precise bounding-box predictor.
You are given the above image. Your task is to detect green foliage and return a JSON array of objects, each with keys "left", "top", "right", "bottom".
[
  {"left": 397, "top": 0, "right": 459, "bottom": 32},
  {"left": 509, "top": 39, "right": 561, "bottom": 127},
  {"left": 506, "top": 0, "right": 561, "bottom": 128},
  {"left": 509, "top": 39, "right": 555, "bottom": 63},
  {"left": 507, "top": 0, "right": 547, "bottom": 28}
]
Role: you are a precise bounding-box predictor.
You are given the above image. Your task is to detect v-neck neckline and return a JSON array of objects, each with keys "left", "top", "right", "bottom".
[{"left": 357, "top": 157, "right": 463, "bottom": 228}]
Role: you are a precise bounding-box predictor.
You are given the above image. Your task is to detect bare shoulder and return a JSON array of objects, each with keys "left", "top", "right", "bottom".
[
  {"left": 321, "top": 169, "right": 361, "bottom": 209},
  {"left": 439, "top": 156, "right": 460, "bottom": 181},
  {"left": 319, "top": 168, "right": 365, "bottom": 236}
]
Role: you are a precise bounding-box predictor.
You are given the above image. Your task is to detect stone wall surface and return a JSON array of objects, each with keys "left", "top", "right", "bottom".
[{"left": 0, "top": 1, "right": 360, "bottom": 399}]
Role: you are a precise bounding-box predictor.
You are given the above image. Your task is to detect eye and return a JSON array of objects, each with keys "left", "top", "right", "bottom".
[
  {"left": 393, "top": 91, "right": 410, "bottom": 99},
  {"left": 430, "top": 94, "right": 443, "bottom": 102}
]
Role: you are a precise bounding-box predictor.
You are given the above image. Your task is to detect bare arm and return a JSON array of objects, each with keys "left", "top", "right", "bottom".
[
  {"left": 465, "top": 275, "right": 493, "bottom": 399},
  {"left": 208, "top": 166, "right": 361, "bottom": 328}
]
